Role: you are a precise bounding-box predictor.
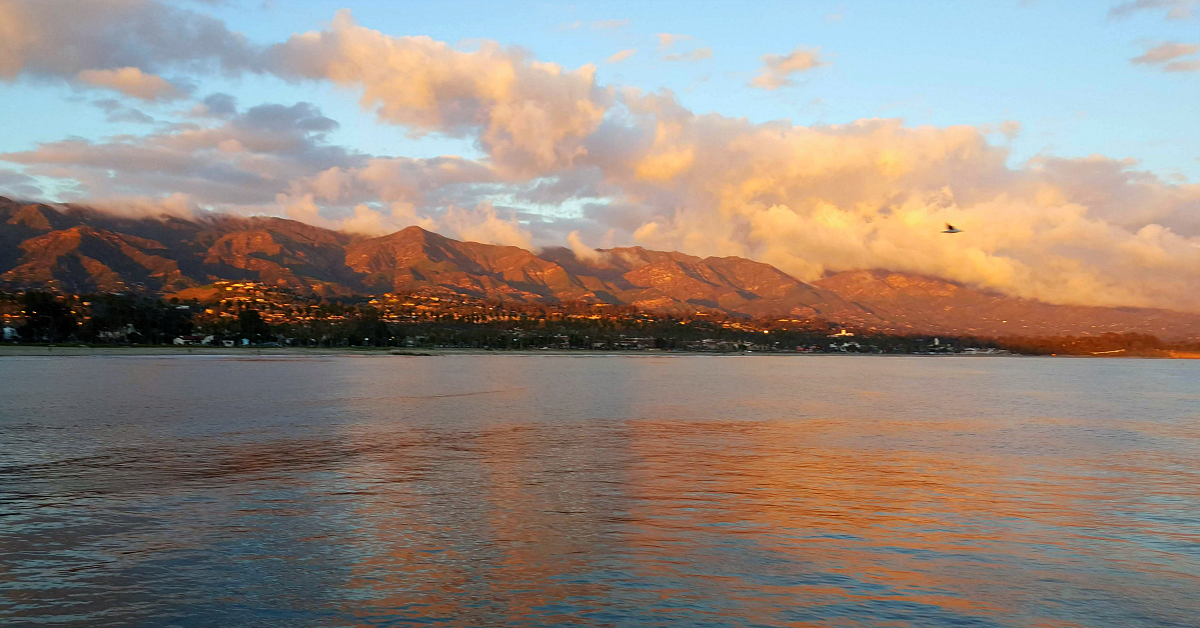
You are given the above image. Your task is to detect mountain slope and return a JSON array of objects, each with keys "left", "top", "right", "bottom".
[
  {"left": 815, "top": 269, "right": 1200, "bottom": 340},
  {"left": 3, "top": 196, "right": 1199, "bottom": 339}
]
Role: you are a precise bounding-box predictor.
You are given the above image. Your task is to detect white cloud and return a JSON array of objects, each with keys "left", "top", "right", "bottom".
[{"left": 566, "top": 229, "right": 605, "bottom": 261}]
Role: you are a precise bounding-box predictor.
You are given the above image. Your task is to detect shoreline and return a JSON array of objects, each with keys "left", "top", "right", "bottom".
[{"left": 0, "top": 345, "right": 1192, "bottom": 358}]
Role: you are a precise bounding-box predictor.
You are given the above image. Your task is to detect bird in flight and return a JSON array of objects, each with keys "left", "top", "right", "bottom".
[{"left": 942, "top": 223, "right": 962, "bottom": 234}]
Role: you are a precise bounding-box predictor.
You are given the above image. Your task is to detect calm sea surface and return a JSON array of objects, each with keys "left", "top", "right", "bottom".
[{"left": 1, "top": 354, "right": 1198, "bottom": 627}]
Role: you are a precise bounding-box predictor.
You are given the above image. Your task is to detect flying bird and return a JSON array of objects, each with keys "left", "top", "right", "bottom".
[{"left": 942, "top": 223, "right": 962, "bottom": 234}]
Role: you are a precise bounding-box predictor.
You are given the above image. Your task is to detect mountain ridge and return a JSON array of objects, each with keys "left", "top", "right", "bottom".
[{"left": 3, "top": 196, "right": 1198, "bottom": 340}]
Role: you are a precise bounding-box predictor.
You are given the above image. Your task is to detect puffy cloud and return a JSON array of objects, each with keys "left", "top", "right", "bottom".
[
  {"left": 76, "top": 67, "right": 181, "bottom": 100},
  {"left": 606, "top": 49, "right": 637, "bottom": 64},
  {"left": 266, "top": 10, "right": 609, "bottom": 175},
  {"left": 282, "top": 155, "right": 496, "bottom": 214},
  {"left": 751, "top": 47, "right": 827, "bottom": 90},
  {"left": 441, "top": 201, "right": 533, "bottom": 249},
  {"left": 1, "top": 101, "right": 361, "bottom": 208},
  {"left": 571, "top": 88, "right": 1200, "bottom": 310},
  {"left": 1109, "top": 0, "right": 1196, "bottom": 20},
  {"left": 0, "top": 0, "right": 262, "bottom": 87},
  {"left": 566, "top": 229, "right": 605, "bottom": 262}
]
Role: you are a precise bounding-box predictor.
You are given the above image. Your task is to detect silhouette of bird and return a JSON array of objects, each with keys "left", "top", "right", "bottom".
[{"left": 942, "top": 223, "right": 962, "bottom": 234}]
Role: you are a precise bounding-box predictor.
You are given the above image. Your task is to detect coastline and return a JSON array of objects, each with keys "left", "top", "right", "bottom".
[{"left": 0, "top": 345, "right": 1192, "bottom": 358}]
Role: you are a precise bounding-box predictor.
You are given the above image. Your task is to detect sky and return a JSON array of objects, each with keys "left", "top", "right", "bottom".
[{"left": 0, "top": 0, "right": 1198, "bottom": 311}]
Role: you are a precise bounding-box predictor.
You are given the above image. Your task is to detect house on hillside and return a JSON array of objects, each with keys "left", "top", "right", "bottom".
[{"left": 172, "top": 335, "right": 214, "bottom": 346}]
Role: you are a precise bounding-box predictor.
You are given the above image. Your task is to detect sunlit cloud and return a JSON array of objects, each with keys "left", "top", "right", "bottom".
[
  {"left": 1132, "top": 41, "right": 1198, "bottom": 63},
  {"left": 76, "top": 67, "right": 183, "bottom": 100},
  {"left": 606, "top": 49, "right": 637, "bottom": 64},
  {"left": 1131, "top": 41, "right": 1200, "bottom": 72},
  {"left": 751, "top": 46, "right": 827, "bottom": 90}
]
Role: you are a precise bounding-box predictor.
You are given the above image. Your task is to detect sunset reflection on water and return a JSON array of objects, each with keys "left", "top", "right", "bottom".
[{"left": 1, "top": 355, "right": 1198, "bottom": 626}]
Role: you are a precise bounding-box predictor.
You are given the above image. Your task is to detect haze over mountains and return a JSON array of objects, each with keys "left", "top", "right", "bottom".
[{"left": 3, "top": 196, "right": 1198, "bottom": 340}]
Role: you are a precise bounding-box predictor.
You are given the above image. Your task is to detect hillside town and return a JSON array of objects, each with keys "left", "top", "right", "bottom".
[{"left": 2, "top": 283, "right": 1185, "bottom": 356}]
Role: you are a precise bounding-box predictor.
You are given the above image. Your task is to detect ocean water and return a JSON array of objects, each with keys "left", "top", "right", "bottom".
[{"left": 1, "top": 354, "right": 1198, "bottom": 627}]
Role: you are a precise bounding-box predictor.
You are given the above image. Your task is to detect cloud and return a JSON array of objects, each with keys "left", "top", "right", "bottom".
[
  {"left": 1109, "top": 0, "right": 1196, "bottom": 20},
  {"left": 441, "top": 201, "right": 533, "bottom": 249},
  {"left": 1132, "top": 41, "right": 1199, "bottom": 63},
  {"left": 751, "top": 47, "right": 827, "bottom": 90},
  {"left": 1164, "top": 58, "right": 1200, "bottom": 71},
  {"left": 266, "top": 10, "right": 610, "bottom": 176},
  {"left": 567, "top": 86, "right": 1200, "bottom": 311},
  {"left": 0, "top": 167, "right": 43, "bottom": 197},
  {"left": 1, "top": 101, "right": 362, "bottom": 208},
  {"left": 606, "top": 49, "right": 637, "bottom": 64},
  {"left": 592, "top": 19, "right": 629, "bottom": 30},
  {"left": 997, "top": 120, "right": 1022, "bottom": 141},
  {"left": 566, "top": 229, "right": 605, "bottom": 261},
  {"left": 663, "top": 47, "right": 713, "bottom": 62},
  {"left": 656, "top": 33, "right": 692, "bottom": 51},
  {"left": 88, "top": 192, "right": 200, "bottom": 220},
  {"left": 199, "top": 92, "right": 238, "bottom": 117},
  {"left": 93, "top": 98, "right": 156, "bottom": 124},
  {"left": 1131, "top": 42, "right": 1200, "bottom": 72},
  {"left": 76, "top": 67, "right": 182, "bottom": 100},
  {"left": 0, "top": 0, "right": 263, "bottom": 88}
]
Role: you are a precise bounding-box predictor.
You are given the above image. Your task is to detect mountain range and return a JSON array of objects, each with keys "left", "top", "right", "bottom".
[{"left": 3, "top": 196, "right": 1198, "bottom": 340}]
